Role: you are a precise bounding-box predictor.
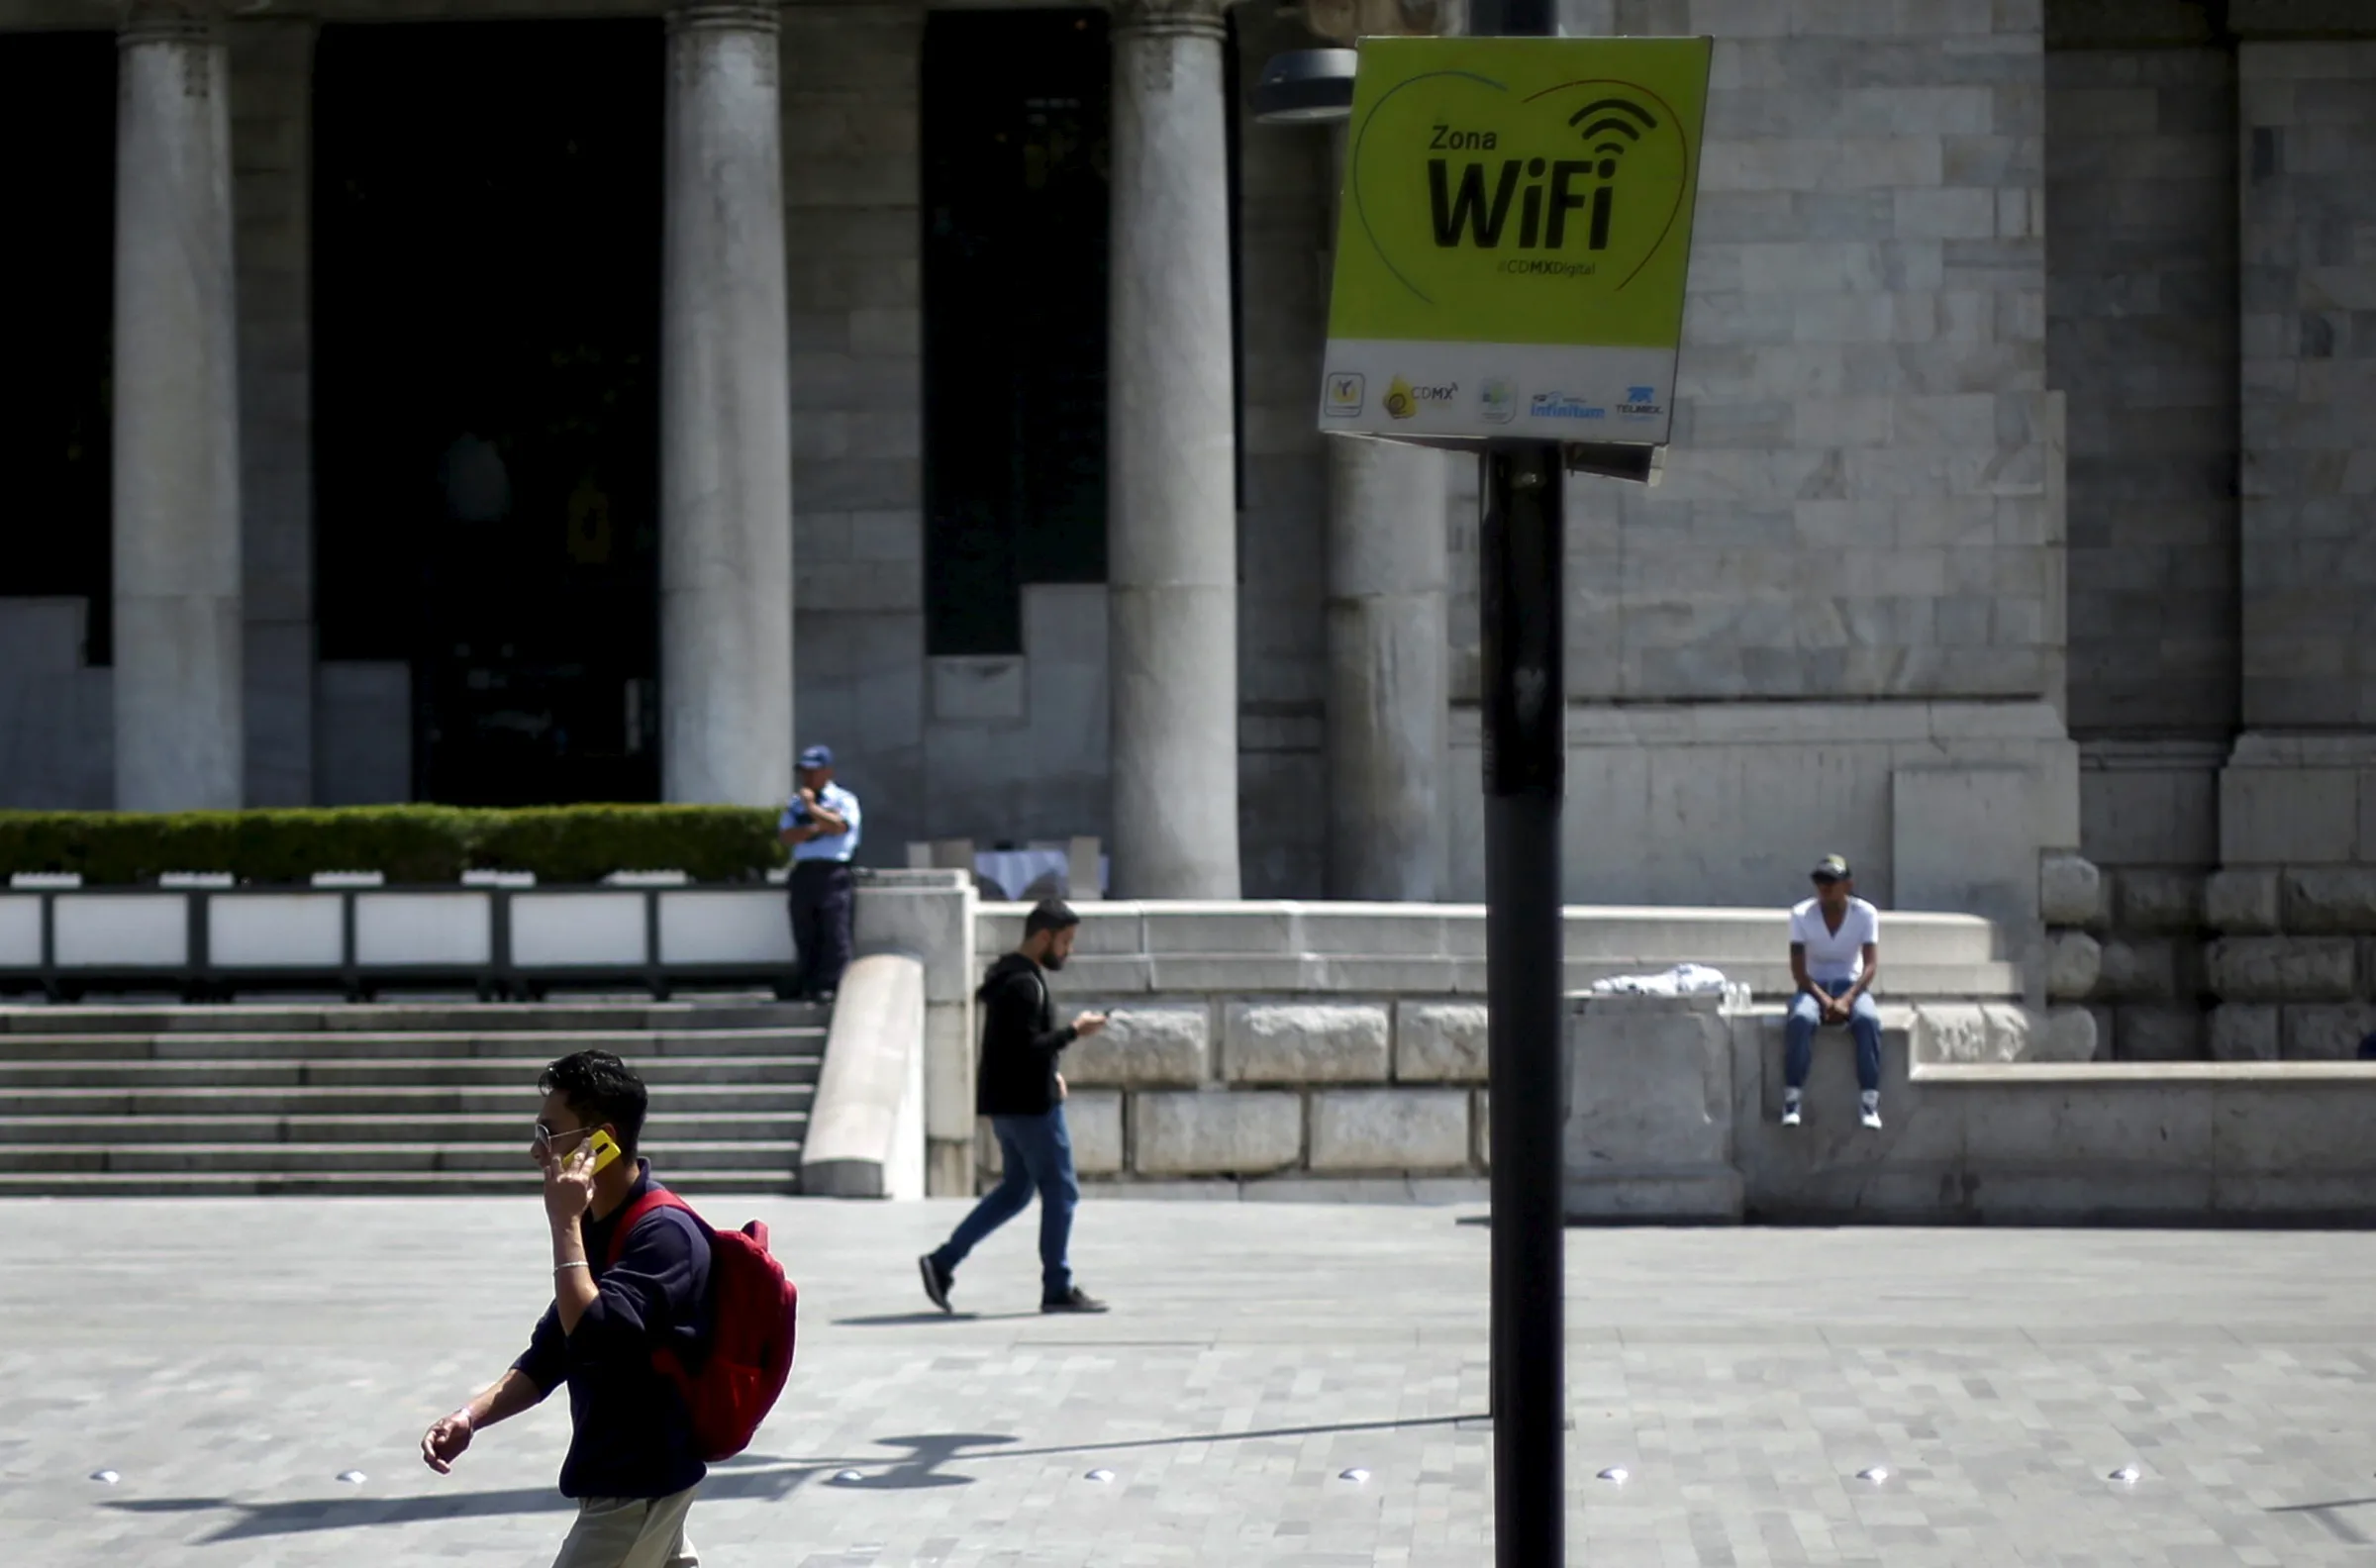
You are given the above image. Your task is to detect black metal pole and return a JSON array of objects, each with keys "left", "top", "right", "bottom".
[
  {"left": 1482, "top": 435, "right": 1566, "bottom": 1567},
  {"left": 1474, "top": 10, "right": 1565, "bottom": 1564}
]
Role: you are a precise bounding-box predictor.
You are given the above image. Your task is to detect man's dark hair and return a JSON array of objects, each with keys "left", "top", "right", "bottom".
[
  {"left": 539, "top": 1050, "right": 649, "bottom": 1156},
  {"left": 1024, "top": 899, "right": 1080, "bottom": 939}
]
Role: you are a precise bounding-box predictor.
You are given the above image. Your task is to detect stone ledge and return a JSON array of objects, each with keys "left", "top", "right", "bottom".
[{"left": 1913, "top": 1060, "right": 2376, "bottom": 1084}]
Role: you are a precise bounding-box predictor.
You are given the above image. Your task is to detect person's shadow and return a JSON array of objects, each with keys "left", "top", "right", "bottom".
[
  {"left": 104, "top": 1433, "right": 1023, "bottom": 1542},
  {"left": 832, "top": 1311, "right": 1042, "bottom": 1326}
]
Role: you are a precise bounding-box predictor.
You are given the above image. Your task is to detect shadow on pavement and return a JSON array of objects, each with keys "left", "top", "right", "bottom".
[
  {"left": 831, "top": 1311, "right": 1043, "bottom": 1326},
  {"left": 101, "top": 1411, "right": 1486, "bottom": 1541}
]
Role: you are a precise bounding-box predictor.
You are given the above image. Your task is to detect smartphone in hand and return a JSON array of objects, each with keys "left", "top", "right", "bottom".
[{"left": 588, "top": 1128, "right": 625, "bottom": 1175}]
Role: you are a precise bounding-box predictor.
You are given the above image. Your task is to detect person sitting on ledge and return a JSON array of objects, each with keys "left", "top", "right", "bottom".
[{"left": 1783, "top": 853, "right": 1884, "bottom": 1130}]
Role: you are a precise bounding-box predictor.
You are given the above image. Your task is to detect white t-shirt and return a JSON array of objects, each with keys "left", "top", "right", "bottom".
[{"left": 1789, "top": 896, "right": 1879, "bottom": 985}]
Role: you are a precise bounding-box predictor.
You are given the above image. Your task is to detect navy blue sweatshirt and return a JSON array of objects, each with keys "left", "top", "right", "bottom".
[{"left": 513, "top": 1161, "right": 713, "bottom": 1500}]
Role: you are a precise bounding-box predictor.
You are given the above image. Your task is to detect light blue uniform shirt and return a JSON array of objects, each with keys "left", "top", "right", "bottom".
[{"left": 782, "top": 782, "right": 861, "bottom": 862}]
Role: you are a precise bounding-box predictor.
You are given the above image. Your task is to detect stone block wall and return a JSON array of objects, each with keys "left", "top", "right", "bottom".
[
  {"left": 980, "top": 992, "right": 1493, "bottom": 1187},
  {"left": 230, "top": 19, "right": 316, "bottom": 809},
  {"left": 0, "top": 600, "right": 110, "bottom": 808},
  {"left": 2045, "top": 38, "right": 2236, "bottom": 1059},
  {"left": 2207, "top": 862, "right": 2376, "bottom": 1061},
  {"left": 1234, "top": 6, "right": 1332, "bottom": 897},
  {"left": 2048, "top": 43, "right": 2240, "bottom": 739},
  {"left": 1573, "top": 991, "right": 2376, "bottom": 1224},
  {"left": 1436, "top": 0, "right": 2084, "bottom": 922},
  {"left": 2203, "top": 38, "right": 2376, "bottom": 1055},
  {"left": 1541, "top": 0, "right": 2063, "bottom": 710},
  {"left": 780, "top": 1, "right": 928, "bottom": 846},
  {"left": 2234, "top": 40, "right": 2376, "bottom": 733}
]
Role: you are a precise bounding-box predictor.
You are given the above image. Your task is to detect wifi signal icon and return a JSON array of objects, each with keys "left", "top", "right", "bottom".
[{"left": 1567, "top": 97, "right": 1658, "bottom": 179}]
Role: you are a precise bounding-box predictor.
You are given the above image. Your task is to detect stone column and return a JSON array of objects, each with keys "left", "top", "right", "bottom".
[
  {"left": 1107, "top": 0, "right": 1241, "bottom": 898},
  {"left": 660, "top": 2, "right": 795, "bottom": 807},
  {"left": 113, "top": 11, "right": 245, "bottom": 812},
  {"left": 1324, "top": 131, "right": 1444, "bottom": 901}
]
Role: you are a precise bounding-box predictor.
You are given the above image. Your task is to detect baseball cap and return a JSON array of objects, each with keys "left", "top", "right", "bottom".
[
  {"left": 798, "top": 744, "right": 834, "bottom": 770},
  {"left": 1811, "top": 853, "right": 1851, "bottom": 881}
]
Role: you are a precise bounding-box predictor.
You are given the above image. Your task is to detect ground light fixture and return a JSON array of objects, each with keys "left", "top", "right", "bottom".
[{"left": 1250, "top": 49, "right": 1357, "bottom": 126}]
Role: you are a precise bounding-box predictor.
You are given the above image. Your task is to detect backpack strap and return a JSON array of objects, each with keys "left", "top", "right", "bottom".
[{"left": 604, "top": 1188, "right": 699, "bottom": 1269}]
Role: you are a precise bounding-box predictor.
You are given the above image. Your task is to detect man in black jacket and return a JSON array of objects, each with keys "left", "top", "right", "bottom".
[{"left": 920, "top": 899, "right": 1111, "bottom": 1314}]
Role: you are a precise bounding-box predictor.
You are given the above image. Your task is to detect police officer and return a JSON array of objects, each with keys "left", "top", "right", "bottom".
[{"left": 780, "top": 744, "right": 861, "bottom": 1004}]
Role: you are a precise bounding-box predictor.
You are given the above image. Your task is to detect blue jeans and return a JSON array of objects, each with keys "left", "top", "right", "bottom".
[
  {"left": 1785, "top": 981, "right": 1882, "bottom": 1094},
  {"left": 931, "top": 1108, "right": 1077, "bottom": 1298}
]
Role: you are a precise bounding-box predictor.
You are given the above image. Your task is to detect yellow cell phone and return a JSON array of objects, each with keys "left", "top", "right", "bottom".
[{"left": 588, "top": 1128, "right": 624, "bottom": 1174}]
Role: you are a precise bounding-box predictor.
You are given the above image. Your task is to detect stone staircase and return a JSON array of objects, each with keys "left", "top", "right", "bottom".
[{"left": 0, "top": 998, "right": 826, "bottom": 1197}]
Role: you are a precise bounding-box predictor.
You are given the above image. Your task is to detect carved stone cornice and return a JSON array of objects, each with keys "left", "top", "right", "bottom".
[
  {"left": 119, "top": 0, "right": 220, "bottom": 44},
  {"left": 666, "top": 0, "right": 780, "bottom": 37},
  {"left": 1302, "top": 0, "right": 1451, "bottom": 46},
  {"left": 1110, "top": 0, "right": 1232, "bottom": 44}
]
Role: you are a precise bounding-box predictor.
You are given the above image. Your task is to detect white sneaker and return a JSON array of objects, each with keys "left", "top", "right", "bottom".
[
  {"left": 1781, "top": 1095, "right": 1803, "bottom": 1127},
  {"left": 1859, "top": 1093, "right": 1883, "bottom": 1130}
]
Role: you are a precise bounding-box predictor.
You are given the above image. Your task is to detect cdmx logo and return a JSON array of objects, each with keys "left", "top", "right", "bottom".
[
  {"left": 1429, "top": 96, "right": 1657, "bottom": 254},
  {"left": 1384, "top": 374, "right": 1458, "bottom": 420}
]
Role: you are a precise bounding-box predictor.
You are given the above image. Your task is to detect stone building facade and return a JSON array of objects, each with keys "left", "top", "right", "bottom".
[{"left": 0, "top": 0, "right": 2373, "bottom": 1056}]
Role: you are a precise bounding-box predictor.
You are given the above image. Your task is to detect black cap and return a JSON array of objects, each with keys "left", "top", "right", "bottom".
[{"left": 1811, "top": 853, "right": 1851, "bottom": 881}]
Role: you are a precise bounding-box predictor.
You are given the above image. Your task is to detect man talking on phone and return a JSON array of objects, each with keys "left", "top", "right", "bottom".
[{"left": 419, "top": 1051, "right": 715, "bottom": 1568}]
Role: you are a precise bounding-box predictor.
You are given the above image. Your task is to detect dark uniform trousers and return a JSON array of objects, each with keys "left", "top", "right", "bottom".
[{"left": 788, "top": 859, "right": 854, "bottom": 1000}]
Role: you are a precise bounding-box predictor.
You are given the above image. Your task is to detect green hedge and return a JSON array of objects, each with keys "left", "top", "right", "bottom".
[{"left": 0, "top": 806, "right": 788, "bottom": 887}]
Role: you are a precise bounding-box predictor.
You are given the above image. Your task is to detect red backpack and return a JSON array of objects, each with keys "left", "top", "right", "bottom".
[{"left": 606, "top": 1190, "right": 797, "bottom": 1462}]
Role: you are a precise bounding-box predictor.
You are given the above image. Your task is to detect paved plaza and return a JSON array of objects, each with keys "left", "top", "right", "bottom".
[{"left": 1, "top": 1196, "right": 2372, "bottom": 1566}]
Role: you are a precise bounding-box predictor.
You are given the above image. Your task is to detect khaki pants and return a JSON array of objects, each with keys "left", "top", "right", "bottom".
[{"left": 550, "top": 1485, "right": 699, "bottom": 1568}]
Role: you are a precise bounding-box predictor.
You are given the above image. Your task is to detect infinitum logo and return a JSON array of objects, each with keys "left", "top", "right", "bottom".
[
  {"left": 1529, "top": 391, "right": 1606, "bottom": 422},
  {"left": 1384, "top": 375, "right": 1459, "bottom": 420}
]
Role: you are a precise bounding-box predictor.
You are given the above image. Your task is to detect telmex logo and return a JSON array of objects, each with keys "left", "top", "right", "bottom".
[
  {"left": 1617, "top": 383, "right": 1663, "bottom": 417},
  {"left": 1384, "top": 375, "right": 1459, "bottom": 420},
  {"left": 1430, "top": 96, "right": 1658, "bottom": 253}
]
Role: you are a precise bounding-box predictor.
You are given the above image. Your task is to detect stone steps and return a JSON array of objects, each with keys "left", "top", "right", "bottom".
[
  {"left": 0, "top": 1111, "right": 808, "bottom": 1144},
  {"left": 0, "top": 1054, "right": 822, "bottom": 1090},
  {"left": 0, "top": 1001, "right": 817, "bottom": 1034},
  {"left": 0, "top": 1000, "right": 823, "bottom": 1196},
  {"left": 0, "top": 1169, "right": 799, "bottom": 1199},
  {"left": 0, "top": 1084, "right": 812, "bottom": 1116},
  {"left": 0, "top": 1139, "right": 804, "bottom": 1174},
  {"left": 0, "top": 1027, "right": 823, "bottom": 1062}
]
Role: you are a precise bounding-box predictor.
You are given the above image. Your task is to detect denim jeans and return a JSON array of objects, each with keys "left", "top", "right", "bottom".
[
  {"left": 1784, "top": 980, "right": 1882, "bottom": 1094},
  {"left": 930, "top": 1107, "right": 1077, "bottom": 1298}
]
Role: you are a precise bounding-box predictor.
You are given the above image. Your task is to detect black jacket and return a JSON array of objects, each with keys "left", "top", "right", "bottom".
[{"left": 974, "top": 951, "right": 1078, "bottom": 1117}]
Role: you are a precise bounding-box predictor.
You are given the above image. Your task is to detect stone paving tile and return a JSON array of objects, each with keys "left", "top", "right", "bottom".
[{"left": 0, "top": 1200, "right": 2372, "bottom": 1565}]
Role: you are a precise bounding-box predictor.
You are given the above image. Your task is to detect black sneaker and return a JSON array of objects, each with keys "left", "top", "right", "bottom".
[
  {"left": 919, "top": 1254, "right": 953, "bottom": 1314},
  {"left": 1041, "top": 1286, "right": 1109, "bottom": 1315}
]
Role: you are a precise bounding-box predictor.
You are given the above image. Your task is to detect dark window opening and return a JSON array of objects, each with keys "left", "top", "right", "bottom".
[
  {"left": 0, "top": 34, "right": 116, "bottom": 663},
  {"left": 921, "top": 9, "right": 1112, "bottom": 658},
  {"left": 314, "top": 20, "right": 663, "bottom": 806}
]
